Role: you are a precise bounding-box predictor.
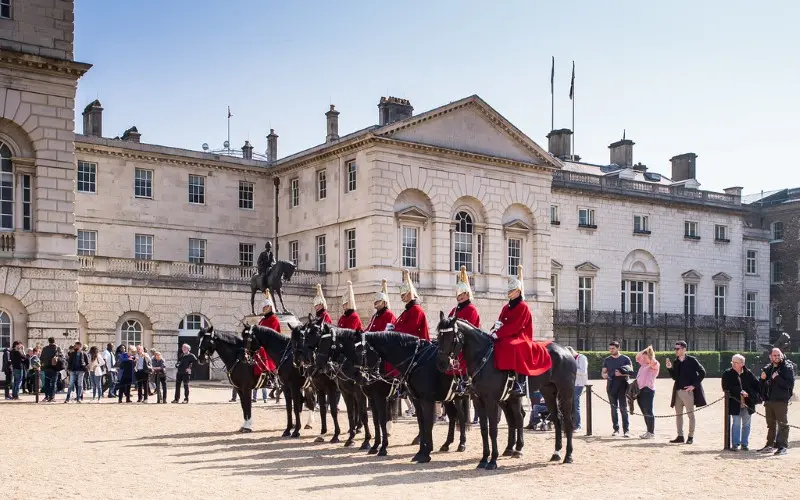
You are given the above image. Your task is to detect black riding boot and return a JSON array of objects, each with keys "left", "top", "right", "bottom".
[{"left": 511, "top": 373, "right": 526, "bottom": 397}]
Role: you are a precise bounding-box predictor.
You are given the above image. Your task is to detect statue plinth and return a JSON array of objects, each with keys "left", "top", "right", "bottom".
[{"left": 244, "top": 314, "right": 301, "bottom": 335}]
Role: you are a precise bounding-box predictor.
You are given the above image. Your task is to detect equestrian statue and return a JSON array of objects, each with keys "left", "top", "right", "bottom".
[{"left": 249, "top": 241, "right": 296, "bottom": 315}]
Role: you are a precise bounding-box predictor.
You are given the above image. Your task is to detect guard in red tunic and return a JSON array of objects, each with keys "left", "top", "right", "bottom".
[
  {"left": 254, "top": 290, "right": 278, "bottom": 374},
  {"left": 447, "top": 266, "right": 480, "bottom": 377},
  {"left": 490, "top": 265, "right": 537, "bottom": 397},
  {"left": 366, "top": 279, "right": 396, "bottom": 332},
  {"left": 337, "top": 280, "right": 363, "bottom": 330},
  {"left": 312, "top": 284, "right": 333, "bottom": 324},
  {"left": 390, "top": 269, "right": 430, "bottom": 341}
]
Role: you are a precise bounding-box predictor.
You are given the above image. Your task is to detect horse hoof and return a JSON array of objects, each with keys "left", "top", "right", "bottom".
[
  {"left": 330, "top": 436, "right": 340, "bottom": 444},
  {"left": 550, "top": 453, "right": 561, "bottom": 462},
  {"left": 359, "top": 441, "right": 370, "bottom": 450},
  {"left": 477, "top": 460, "right": 488, "bottom": 469},
  {"left": 304, "top": 424, "right": 313, "bottom": 430},
  {"left": 239, "top": 427, "right": 252, "bottom": 434},
  {"left": 282, "top": 430, "right": 291, "bottom": 438},
  {"left": 377, "top": 449, "right": 387, "bottom": 457},
  {"left": 314, "top": 436, "right": 325, "bottom": 443},
  {"left": 344, "top": 439, "right": 355, "bottom": 448},
  {"left": 291, "top": 432, "right": 301, "bottom": 438},
  {"left": 486, "top": 461, "right": 498, "bottom": 471},
  {"left": 417, "top": 455, "right": 431, "bottom": 464},
  {"left": 411, "top": 436, "right": 420, "bottom": 446},
  {"left": 410, "top": 453, "right": 421, "bottom": 463},
  {"left": 439, "top": 444, "right": 450, "bottom": 452},
  {"left": 457, "top": 444, "right": 466, "bottom": 452},
  {"left": 563, "top": 455, "right": 573, "bottom": 464},
  {"left": 512, "top": 450, "right": 523, "bottom": 459},
  {"left": 502, "top": 448, "right": 514, "bottom": 457},
  {"left": 368, "top": 446, "right": 379, "bottom": 455}
]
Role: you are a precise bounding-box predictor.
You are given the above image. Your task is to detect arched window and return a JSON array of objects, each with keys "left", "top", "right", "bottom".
[
  {"left": 120, "top": 319, "right": 143, "bottom": 349},
  {"left": 0, "top": 310, "right": 11, "bottom": 349},
  {"left": 454, "top": 211, "right": 473, "bottom": 272},
  {"left": 1, "top": 143, "right": 13, "bottom": 230},
  {"left": 179, "top": 314, "right": 210, "bottom": 332}
]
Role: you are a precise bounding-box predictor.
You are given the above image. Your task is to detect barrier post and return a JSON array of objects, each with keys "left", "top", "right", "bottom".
[
  {"left": 585, "top": 384, "right": 593, "bottom": 437},
  {"left": 34, "top": 370, "right": 40, "bottom": 403},
  {"left": 723, "top": 390, "right": 730, "bottom": 450}
]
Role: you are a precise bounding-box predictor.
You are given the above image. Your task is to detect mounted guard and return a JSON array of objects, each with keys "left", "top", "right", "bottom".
[
  {"left": 338, "top": 281, "right": 363, "bottom": 330},
  {"left": 391, "top": 269, "right": 430, "bottom": 341},
  {"left": 447, "top": 266, "right": 480, "bottom": 390},
  {"left": 367, "top": 279, "right": 395, "bottom": 332},
  {"left": 313, "top": 284, "right": 333, "bottom": 324}
]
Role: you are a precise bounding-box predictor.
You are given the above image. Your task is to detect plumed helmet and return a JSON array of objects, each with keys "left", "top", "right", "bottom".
[
  {"left": 507, "top": 265, "right": 524, "bottom": 300},
  {"left": 399, "top": 269, "right": 419, "bottom": 300},
  {"left": 261, "top": 290, "right": 274, "bottom": 311},
  {"left": 375, "top": 279, "right": 390, "bottom": 309},
  {"left": 312, "top": 283, "right": 327, "bottom": 309},
  {"left": 343, "top": 280, "right": 357, "bottom": 311}
]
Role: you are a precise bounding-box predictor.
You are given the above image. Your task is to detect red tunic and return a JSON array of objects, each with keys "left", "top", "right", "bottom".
[
  {"left": 493, "top": 299, "right": 552, "bottom": 376},
  {"left": 316, "top": 309, "right": 333, "bottom": 325},
  {"left": 447, "top": 302, "right": 481, "bottom": 376},
  {"left": 254, "top": 314, "right": 280, "bottom": 374},
  {"left": 392, "top": 302, "right": 430, "bottom": 341},
  {"left": 337, "top": 310, "right": 363, "bottom": 330},
  {"left": 366, "top": 308, "right": 396, "bottom": 332}
]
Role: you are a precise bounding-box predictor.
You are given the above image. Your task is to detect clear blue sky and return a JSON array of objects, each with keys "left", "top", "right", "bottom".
[{"left": 74, "top": 0, "right": 800, "bottom": 193}]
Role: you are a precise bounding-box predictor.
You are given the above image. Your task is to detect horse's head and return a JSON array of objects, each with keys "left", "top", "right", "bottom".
[
  {"left": 436, "top": 311, "right": 462, "bottom": 373},
  {"left": 313, "top": 322, "right": 341, "bottom": 374},
  {"left": 282, "top": 261, "right": 296, "bottom": 282},
  {"left": 196, "top": 325, "right": 217, "bottom": 365},
  {"left": 290, "top": 320, "right": 317, "bottom": 369}
]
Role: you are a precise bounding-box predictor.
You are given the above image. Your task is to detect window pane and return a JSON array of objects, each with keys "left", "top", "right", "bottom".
[
  {"left": 402, "top": 227, "right": 418, "bottom": 268},
  {"left": 77, "top": 161, "right": 97, "bottom": 193},
  {"left": 317, "top": 170, "right": 327, "bottom": 200},
  {"left": 188, "top": 175, "right": 205, "bottom": 204},
  {"left": 189, "top": 238, "right": 205, "bottom": 263},
  {"left": 121, "top": 320, "right": 143, "bottom": 348},
  {"left": 239, "top": 181, "right": 253, "bottom": 209},
  {"left": 346, "top": 229, "right": 356, "bottom": 268},
  {"left": 507, "top": 238, "right": 521, "bottom": 276},
  {"left": 316, "top": 235, "right": 326, "bottom": 272},
  {"left": 135, "top": 234, "right": 153, "bottom": 260},
  {"left": 135, "top": 169, "right": 153, "bottom": 198},
  {"left": 346, "top": 161, "right": 357, "bottom": 192},
  {"left": 77, "top": 230, "right": 96, "bottom": 256},
  {"left": 239, "top": 243, "right": 254, "bottom": 267}
]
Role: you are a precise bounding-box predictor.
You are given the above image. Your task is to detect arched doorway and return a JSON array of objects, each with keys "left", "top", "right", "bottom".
[{"left": 177, "top": 314, "right": 211, "bottom": 380}]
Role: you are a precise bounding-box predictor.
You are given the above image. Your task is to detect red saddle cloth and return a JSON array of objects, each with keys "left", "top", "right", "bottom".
[{"left": 253, "top": 347, "right": 276, "bottom": 377}]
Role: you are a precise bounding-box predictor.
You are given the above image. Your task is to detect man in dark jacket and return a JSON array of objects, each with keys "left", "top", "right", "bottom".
[
  {"left": 10, "top": 341, "right": 26, "bottom": 399},
  {"left": 173, "top": 343, "right": 197, "bottom": 404},
  {"left": 39, "top": 337, "right": 60, "bottom": 402},
  {"left": 2, "top": 347, "right": 12, "bottom": 399},
  {"left": 65, "top": 342, "right": 88, "bottom": 403},
  {"left": 721, "top": 354, "right": 760, "bottom": 450},
  {"left": 666, "top": 341, "right": 706, "bottom": 444},
  {"left": 758, "top": 348, "right": 795, "bottom": 456}
]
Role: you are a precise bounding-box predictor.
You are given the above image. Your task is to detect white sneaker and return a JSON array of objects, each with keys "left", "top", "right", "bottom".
[
  {"left": 623, "top": 431, "right": 630, "bottom": 438},
  {"left": 640, "top": 432, "right": 654, "bottom": 439}
]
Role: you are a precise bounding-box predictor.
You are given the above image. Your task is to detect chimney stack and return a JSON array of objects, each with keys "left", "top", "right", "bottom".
[
  {"left": 121, "top": 126, "right": 140, "bottom": 143},
  {"left": 82, "top": 99, "right": 103, "bottom": 137},
  {"left": 546, "top": 129, "right": 573, "bottom": 160},
  {"left": 242, "top": 140, "right": 253, "bottom": 160},
  {"left": 670, "top": 153, "right": 697, "bottom": 182},
  {"left": 378, "top": 96, "right": 413, "bottom": 126},
  {"left": 608, "top": 136, "right": 634, "bottom": 167},
  {"left": 723, "top": 186, "right": 743, "bottom": 197},
  {"left": 266, "top": 129, "right": 278, "bottom": 163},
  {"left": 325, "top": 104, "right": 340, "bottom": 143}
]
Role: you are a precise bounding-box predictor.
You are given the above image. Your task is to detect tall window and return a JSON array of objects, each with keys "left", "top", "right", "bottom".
[
  {"left": 77, "top": 160, "right": 96, "bottom": 193},
  {"left": 684, "top": 221, "right": 698, "bottom": 238},
  {"left": 684, "top": 283, "right": 697, "bottom": 316},
  {"left": 0, "top": 311, "right": 11, "bottom": 349},
  {"left": 771, "top": 262, "right": 783, "bottom": 284},
  {"left": 77, "top": 230, "right": 96, "bottom": 256},
  {"left": 0, "top": 143, "right": 12, "bottom": 229},
  {"left": 21, "top": 174, "right": 31, "bottom": 231},
  {"left": 578, "top": 277, "right": 593, "bottom": 322},
  {"left": 621, "top": 281, "right": 655, "bottom": 325},
  {"left": 0, "top": 0, "right": 10, "bottom": 20},
  {"left": 317, "top": 170, "right": 327, "bottom": 200},
  {"left": 189, "top": 238, "right": 206, "bottom": 264},
  {"left": 714, "top": 224, "right": 728, "bottom": 241},
  {"left": 771, "top": 221, "right": 784, "bottom": 241},
  {"left": 746, "top": 292, "right": 757, "bottom": 318},
  {"left": 746, "top": 250, "right": 757, "bottom": 275},
  {"left": 345, "top": 229, "right": 356, "bottom": 269},
  {"left": 454, "top": 211, "right": 473, "bottom": 272},
  {"left": 316, "top": 235, "right": 326, "bottom": 272},
  {"left": 402, "top": 226, "right": 418, "bottom": 268},
  {"left": 714, "top": 285, "right": 726, "bottom": 318},
  {"left": 134, "top": 234, "right": 153, "bottom": 260},
  {"left": 507, "top": 238, "right": 521, "bottom": 276},
  {"left": 134, "top": 168, "right": 153, "bottom": 198},
  {"left": 188, "top": 174, "right": 205, "bottom": 204},
  {"left": 238, "top": 181, "right": 254, "bottom": 210},
  {"left": 289, "top": 240, "right": 299, "bottom": 266},
  {"left": 239, "top": 243, "right": 254, "bottom": 267},
  {"left": 634, "top": 215, "right": 649, "bottom": 233},
  {"left": 578, "top": 208, "right": 595, "bottom": 227},
  {"left": 290, "top": 178, "right": 299, "bottom": 207},
  {"left": 181, "top": 314, "right": 208, "bottom": 331},
  {"left": 550, "top": 205, "right": 559, "bottom": 224},
  {"left": 120, "top": 319, "right": 142, "bottom": 348},
  {"left": 550, "top": 274, "right": 558, "bottom": 310},
  {"left": 346, "top": 160, "right": 357, "bottom": 192}
]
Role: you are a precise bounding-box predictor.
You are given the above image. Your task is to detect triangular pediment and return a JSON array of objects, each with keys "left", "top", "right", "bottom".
[
  {"left": 551, "top": 259, "right": 563, "bottom": 270},
  {"left": 713, "top": 272, "right": 732, "bottom": 282},
  {"left": 575, "top": 261, "right": 600, "bottom": 273},
  {"left": 395, "top": 206, "right": 431, "bottom": 220},
  {"left": 376, "top": 96, "right": 559, "bottom": 169},
  {"left": 681, "top": 269, "right": 703, "bottom": 282},
  {"left": 503, "top": 219, "right": 533, "bottom": 232}
]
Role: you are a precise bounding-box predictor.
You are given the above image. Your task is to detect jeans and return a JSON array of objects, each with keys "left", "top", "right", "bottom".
[
  {"left": 607, "top": 385, "right": 629, "bottom": 432},
  {"left": 3, "top": 372, "right": 10, "bottom": 398},
  {"left": 43, "top": 370, "right": 56, "bottom": 400},
  {"left": 155, "top": 376, "right": 167, "bottom": 402},
  {"left": 637, "top": 387, "right": 655, "bottom": 434},
  {"left": 136, "top": 371, "right": 149, "bottom": 401},
  {"left": 12, "top": 369, "right": 25, "bottom": 398},
  {"left": 91, "top": 374, "right": 103, "bottom": 399},
  {"left": 573, "top": 385, "right": 584, "bottom": 428},
  {"left": 66, "top": 371, "right": 84, "bottom": 401},
  {"left": 731, "top": 408, "right": 751, "bottom": 447},
  {"left": 174, "top": 373, "right": 190, "bottom": 401},
  {"left": 252, "top": 388, "right": 267, "bottom": 401},
  {"left": 107, "top": 370, "right": 117, "bottom": 397}
]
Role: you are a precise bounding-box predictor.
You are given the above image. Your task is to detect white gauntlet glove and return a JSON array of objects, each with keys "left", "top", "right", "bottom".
[
  {"left": 489, "top": 321, "right": 502, "bottom": 339},
  {"left": 385, "top": 324, "right": 395, "bottom": 332}
]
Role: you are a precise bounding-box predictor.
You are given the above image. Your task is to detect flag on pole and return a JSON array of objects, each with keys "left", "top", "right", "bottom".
[
  {"left": 550, "top": 56, "right": 555, "bottom": 95},
  {"left": 228, "top": 106, "right": 232, "bottom": 119},
  {"left": 569, "top": 61, "right": 575, "bottom": 100}
]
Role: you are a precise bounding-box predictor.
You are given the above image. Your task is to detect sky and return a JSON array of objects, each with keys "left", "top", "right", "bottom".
[{"left": 73, "top": 0, "right": 800, "bottom": 194}]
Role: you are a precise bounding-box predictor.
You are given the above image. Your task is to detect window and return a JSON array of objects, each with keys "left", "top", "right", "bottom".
[
  {"left": 684, "top": 283, "right": 696, "bottom": 316},
  {"left": 684, "top": 220, "right": 698, "bottom": 238},
  {"left": 77, "top": 160, "right": 96, "bottom": 193},
  {"left": 402, "top": 226, "right": 418, "bottom": 268},
  {"left": 476, "top": 233, "right": 484, "bottom": 274},
  {"left": 714, "top": 285, "right": 726, "bottom": 318},
  {"left": 21, "top": 174, "right": 31, "bottom": 231},
  {"left": 0, "top": 0, "right": 10, "bottom": 19},
  {"left": 289, "top": 240, "right": 299, "bottom": 266},
  {"left": 345, "top": 229, "right": 356, "bottom": 269},
  {"left": 633, "top": 215, "right": 649, "bottom": 233},
  {"left": 239, "top": 243, "right": 254, "bottom": 267},
  {"left": 188, "top": 238, "right": 206, "bottom": 264},
  {"left": 0, "top": 143, "right": 12, "bottom": 229},
  {"left": 578, "top": 276, "right": 593, "bottom": 322},
  {"left": 507, "top": 238, "right": 521, "bottom": 276},
  {"left": 316, "top": 235, "right": 326, "bottom": 272},
  {"left": 746, "top": 292, "right": 757, "bottom": 318},
  {"left": 550, "top": 205, "right": 560, "bottom": 225},
  {"left": 134, "top": 234, "right": 153, "bottom": 260},
  {"left": 120, "top": 319, "right": 142, "bottom": 348},
  {"left": 77, "top": 230, "right": 96, "bottom": 256},
  {"left": 746, "top": 250, "right": 757, "bottom": 275},
  {"left": 771, "top": 221, "right": 784, "bottom": 242},
  {"left": 317, "top": 170, "right": 327, "bottom": 200},
  {"left": 181, "top": 314, "right": 206, "bottom": 331},
  {"left": 714, "top": 224, "right": 729, "bottom": 242},
  {"left": 621, "top": 280, "right": 655, "bottom": 324},
  {"left": 454, "top": 211, "right": 473, "bottom": 272},
  {"left": 578, "top": 208, "right": 595, "bottom": 227},
  {"left": 134, "top": 168, "right": 153, "bottom": 198},
  {"left": 290, "top": 178, "right": 299, "bottom": 207},
  {"left": 238, "top": 181, "right": 254, "bottom": 210},
  {"left": 550, "top": 274, "right": 558, "bottom": 309},
  {"left": 188, "top": 175, "right": 205, "bottom": 204},
  {"left": 346, "top": 160, "right": 357, "bottom": 192},
  {"left": 0, "top": 311, "right": 11, "bottom": 349},
  {"left": 771, "top": 262, "right": 783, "bottom": 284}
]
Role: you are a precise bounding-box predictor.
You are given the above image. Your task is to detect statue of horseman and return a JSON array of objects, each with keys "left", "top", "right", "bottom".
[{"left": 256, "top": 241, "right": 275, "bottom": 291}]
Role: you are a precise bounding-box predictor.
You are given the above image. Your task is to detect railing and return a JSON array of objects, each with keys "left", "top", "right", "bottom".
[
  {"left": 552, "top": 170, "right": 740, "bottom": 206},
  {"left": 0, "top": 233, "right": 14, "bottom": 253},
  {"left": 554, "top": 309, "right": 756, "bottom": 333}
]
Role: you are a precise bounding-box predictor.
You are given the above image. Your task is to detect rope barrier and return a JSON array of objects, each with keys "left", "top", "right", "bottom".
[{"left": 590, "top": 389, "right": 725, "bottom": 418}]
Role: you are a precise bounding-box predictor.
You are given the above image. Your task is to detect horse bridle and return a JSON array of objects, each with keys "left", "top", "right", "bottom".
[{"left": 437, "top": 319, "right": 464, "bottom": 371}]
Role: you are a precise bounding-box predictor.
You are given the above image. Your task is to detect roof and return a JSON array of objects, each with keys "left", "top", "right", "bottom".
[
  {"left": 742, "top": 189, "right": 785, "bottom": 205},
  {"left": 561, "top": 160, "right": 674, "bottom": 186}
]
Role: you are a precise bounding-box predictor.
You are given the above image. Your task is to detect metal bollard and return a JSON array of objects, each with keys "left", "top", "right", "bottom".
[
  {"left": 723, "top": 390, "right": 730, "bottom": 450},
  {"left": 585, "top": 384, "right": 593, "bottom": 437},
  {"left": 34, "top": 370, "right": 40, "bottom": 403}
]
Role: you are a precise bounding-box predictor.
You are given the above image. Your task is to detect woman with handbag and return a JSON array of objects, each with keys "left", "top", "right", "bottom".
[
  {"left": 88, "top": 346, "right": 106, "bottom": 402},
  {"left": 133, "top": 345, "right": 152, "bottom": 403}
]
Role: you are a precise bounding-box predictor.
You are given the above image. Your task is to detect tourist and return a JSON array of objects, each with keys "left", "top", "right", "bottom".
[
  {"left": 103, "top": 343, "right": 116, "bottom": 398},
  {"left": 65, "top": 341, "right": 88, "bottom": 403},
  {"left": 173, "top": 343, "right": 197, "bottom": 404},
  {"left": 10, "top": 341, "right": 26, "bottom": 400},
  {"left": 2, "top": 347, "right": 11, "bottom": 399},
  {"left": 27, "top": 347, "right": 41, "bottom": 395},
  {"left": 337, "top": 280, "right": 363, "bottom": 330},
  {"left": 665, "top": 340, "right": 707, "bottom": 444},
  {"left": 566, "top": 346, "right": 588, "bottom": 431},
  {"left": 117, "top": 351, "right": 134, "bottom": 403},
  {"left": 602, "top": 341, "right": 632, "bottom": 437},
  {"left": 721, "top": 353, "right": 759, "bottom": 451},
  {"left": 134, "top": 345, "right": 152, "bottom": 403},
  {"left": 88, "top": 346, "right": 106, "bottom": 402},
  {"left": 39, "top": 338, "right": 60, "bottom": 402},
  {"left": 758, "top": 348, "right": 795, "bottom": 456},
  {"left": 635, "top": 346, "right": 659, "bottom": 439},
  {"left": 312, "top": 284, "right": 333, "bottom": 324},
  {"left": 151, "top": 351, "right": 168, "bottom": 404}
]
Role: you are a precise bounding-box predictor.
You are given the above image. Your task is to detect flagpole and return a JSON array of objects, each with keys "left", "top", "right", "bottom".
[
  {"left": 571, "top": 81, "right": 575, "bottom": 158},
  {"left": 227, "top": 106, "right": 231, "bottom": 152},
  {"left": 550, "top": 56, "right": 555, "bottom": 132}
]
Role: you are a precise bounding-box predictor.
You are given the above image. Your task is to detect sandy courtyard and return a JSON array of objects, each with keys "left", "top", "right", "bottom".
[{"left": 1, "top": 378, "right": 798, "bottom": 499}]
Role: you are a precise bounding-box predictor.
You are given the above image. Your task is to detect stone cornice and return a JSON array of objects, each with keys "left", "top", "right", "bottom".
[{"left": 0, "top": 48, "right": 92, "bottom": 79}]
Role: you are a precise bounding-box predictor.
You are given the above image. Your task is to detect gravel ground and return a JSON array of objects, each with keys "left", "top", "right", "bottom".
[{"left": 1, "top": 378, "right": 798, "bottom": 499}]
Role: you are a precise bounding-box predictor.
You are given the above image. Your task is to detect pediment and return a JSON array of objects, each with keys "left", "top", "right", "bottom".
[
  {"left": 575, "top": 261, "right": 600, "bottom": 273},
  {"left": 503, "top": 219, "right": 533, "bottom": 232},
  {"left": 376, "top": 96, "right": 559, "bottom": 169},
  {"left": 682, "top": 269, "right": 703, "bottom": 283},
  {"left": 551, "top": 259, "right": 563, "bottom": 270},
  {"left": 395, "top": 206, "right": 431, "bottom": 227},
  {"left": 713, "top": 272, "right": 732, "bottom": 282}
]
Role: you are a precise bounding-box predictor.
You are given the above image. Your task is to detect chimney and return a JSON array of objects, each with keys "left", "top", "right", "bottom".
[
  {"left": 242, "top": 140, "right": 253, "bottom": 160},
  {"left": 121, "top": 126, "right": 140, "bottom": 143},
  {"left": 266, "top": 129, "right": 278, "bottom": 163},
  {"left": 325, "top": 104, "right": 340, "bottom": 143},
  {"left": 378, "top": 96, "right": 413, "bottom": 126},
  {"left": 632, "top": 162, "right": 647, "bottom": 172},
  {"left": 608, "top": 137, "right": 634, "bottom": 167},
  {"left": 82, "top": 99, "right": 103, "bottom": 137},
  {"left": 546, "top": 129, "right": 573, "bottom": 160},
  {"left": 670, "top": 153, "right": 697, "bottom": 182},
  {"left": 723, "top": 186, "right": 743, "bottom": 197}
]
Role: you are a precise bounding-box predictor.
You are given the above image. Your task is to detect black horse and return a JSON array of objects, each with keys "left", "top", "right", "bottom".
[
  {"left": 243, "top": 324, "right": 311, "bottom": 438},
  {"left": 436, "top": 313, "right": 576, "bottom": 468},
  {"left": 292, "top": 319, "right": 372, "bottom": 449},
  {"left": 249, "top": 260, "right": 296, "bottom": 315}
]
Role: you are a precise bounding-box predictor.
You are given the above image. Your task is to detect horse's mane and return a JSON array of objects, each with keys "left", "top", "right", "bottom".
[
  {"left": 204, "top": 329, "right": 242, "bottom": 346},
  {"left": 250, "top": 324, "right": 289, "bottom": 344},
  {"left": 365, "top": 331, "right": 427, "bottom": 349}
]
